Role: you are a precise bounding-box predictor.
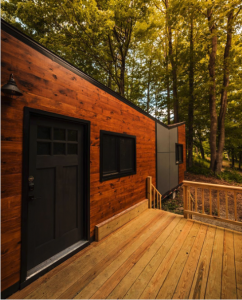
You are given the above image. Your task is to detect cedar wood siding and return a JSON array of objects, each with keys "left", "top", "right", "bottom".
[
  {"left": 1, "top": 30, "right": 156, "bottom": 291},
  {"left": 178, "top": 124, "right": 186, "bottom": 184}
]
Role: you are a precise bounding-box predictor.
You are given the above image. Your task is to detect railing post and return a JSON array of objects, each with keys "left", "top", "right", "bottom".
[
  {"left": 183, "top": 184, "right": 188, "bottom": 219},
  {"left": 234, "top": 191, "right": 237, "bottom": 221},
  {"left": 147, "top": 176, "right": 152, "bottom": 209},
  {"left": 189, "top": 187, "right": 192, "bottom": 219}
]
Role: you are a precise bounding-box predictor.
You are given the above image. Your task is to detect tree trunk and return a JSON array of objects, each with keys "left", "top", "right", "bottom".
[
  {"left": 165, "top": 0, "right": 179, "bottom": 123},
  {"left": 112, "top": 20, "right": 133, "bottom": 98},
  {"left": 107, "top": 62, "right": 112, "bottom": 88},
  {"left": 207, "top": 8, "right": 218, "bottom": 171},
  {"left": 166, "top": 44, "right": 171, "bottom": 124},
  {"left": 215, "top": 9, "right": 234, "bottom": 173},
  {"left": 119, "top": 57, "right": 125, "bottom": 97},
  {"left": 231, "top": 148, "right": 235, "bottom": 168},
  {"left": 197, "top": 129, "right": 205, "bottom": 160},
  {"left": 147, "top": 59, "right": 152, "bottom": 113},
  {"left": 239, "top": 152, "right": 242, "bottom": 170},
  {"left": 187, "top": 11, "right": 194, "bottom": 168},
  {"left": 170, "top": 31, "right": 179, "bottom": 123},
  {"left": 199, "top": 138, "right": 205, "bottom": 160},
  {"left": 129, "top": 51, "right": 135, "bottom": 99}
]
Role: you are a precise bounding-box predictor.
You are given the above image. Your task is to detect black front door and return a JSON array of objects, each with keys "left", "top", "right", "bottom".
[{"left": 27, "top": 115, "right": 84, "bottom": 272}]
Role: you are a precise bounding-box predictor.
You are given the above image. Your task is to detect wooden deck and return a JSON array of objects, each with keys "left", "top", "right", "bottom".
[{"left": 10, "top": 209, "right": 242, "bottom": 299}]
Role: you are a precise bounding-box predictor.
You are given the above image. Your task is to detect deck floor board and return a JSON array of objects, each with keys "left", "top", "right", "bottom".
[
  {"left": 9, "top": 210, "right": 241, "bottom": 299},
  {"left": 172, "top": 224, "right": 208, "bottom": 299},
  {"left": 188, "top": 226, "right": 216, "bottom": 299},
  {"left": 205, "top": 228, "right": 224, "bottom": 299},
  {"left": 108, "top": 216, "right": 182, "bottom": 299}
]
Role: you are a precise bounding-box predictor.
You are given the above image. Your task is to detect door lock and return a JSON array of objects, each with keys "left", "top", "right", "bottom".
[{"left": 28, "top": 176, "right": 34, "bottom": 191}]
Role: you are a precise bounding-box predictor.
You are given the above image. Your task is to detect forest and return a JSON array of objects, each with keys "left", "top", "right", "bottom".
[{"left": 2, "top": 0, "right": 242, "bottom": 177}]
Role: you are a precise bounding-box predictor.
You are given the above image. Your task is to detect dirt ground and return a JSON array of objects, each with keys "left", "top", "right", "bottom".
[{"left": 162, "top": 172, "right": 242, "bottom": 233}]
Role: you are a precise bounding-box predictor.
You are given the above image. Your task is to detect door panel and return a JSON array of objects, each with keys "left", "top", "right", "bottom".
[
  {"left": 60, "top": 166, "right": 78, "bottom": 235},
  {"left": 27, "top": 116, "right": 84, "bottom": 272},
  {"left": 35, "top": 167, "right": 55, "bottom": 248}
]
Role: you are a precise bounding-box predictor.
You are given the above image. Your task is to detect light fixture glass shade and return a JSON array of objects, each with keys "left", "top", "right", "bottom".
[{"left": 2, "top": 74, "right": 23, "bottom": 96}]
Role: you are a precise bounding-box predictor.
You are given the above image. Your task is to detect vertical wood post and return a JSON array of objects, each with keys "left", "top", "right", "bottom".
[
  {"left": 147, "top": 176, "right": 152, "bottom": 209},
  {"left": 225, "top": 191, "right": 228, "bottom": 219},
  {"left": 183, "top": 185, "right": 188, "bottom": 219},
  {"left": 190, "top": 188, "right": 193, "bottom": 219},
  {"left": 195, "top": 187, "right": 198, "bottom": 212},
  {"left": 202, "top": 189, "right": 205, "bottom": 214},
  {"left": 188, "top": 186, "right": 191, "bottom": 219},
  {"left": 209, "top": 189, "right": 212, "bottom": 216},
  {"left": 234, "top": 191, "right": 237, "bottom": 221},
  {"left": 217, "top": 190, "right": 220, "bottom": 217},
  {"left": 155, "top": 189, "right": 157, "bottom": 209}
]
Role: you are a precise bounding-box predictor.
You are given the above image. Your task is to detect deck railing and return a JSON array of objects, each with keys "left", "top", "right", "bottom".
[
  {"left": 147, "top": 176, "right": 162, "bottom": 209},
  {"left": 183, "top": 180, "right": 242, "bottom": 226}
]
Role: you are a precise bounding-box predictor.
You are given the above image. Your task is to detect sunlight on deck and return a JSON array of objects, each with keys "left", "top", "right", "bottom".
[{"left": 10, "top": 209, "right": 242, "bottom": 299}]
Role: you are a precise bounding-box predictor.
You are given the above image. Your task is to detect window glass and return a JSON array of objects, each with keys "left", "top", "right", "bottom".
[
  {"left": 37, "top": 126, "right": 51, "bottom": 140},
  {"left": 120, "top": 138, "right": 134, "bottom": 172},
  {"left": 68, "top": 130, "right": 78, "bottom": 141},
  {"left": 54, "top": 128, "right": 65, "bottom": 140},
  {"left": 176, "top": 144, "right": 183, "bottom": 164},
  {"left": 179, "top": 146, "right": 183, "bottom": 162},
  {"left": 37, "top": 142, "right": 51, "bottom": 155},
  {"left": 103, "top": 135, "right": 118, "bottom": 174}
]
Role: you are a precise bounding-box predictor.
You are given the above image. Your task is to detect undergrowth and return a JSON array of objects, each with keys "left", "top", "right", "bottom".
[
  {"left": 188, "top": 156, "right": 242, "bottom": 184},
  {"left": 217, "top": 169, "right": 242, "bottom": 184}
]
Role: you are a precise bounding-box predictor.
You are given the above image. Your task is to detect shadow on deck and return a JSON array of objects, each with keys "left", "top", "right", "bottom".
[{"left": 10, "top": 209, "right": 242, "bottom": 299}]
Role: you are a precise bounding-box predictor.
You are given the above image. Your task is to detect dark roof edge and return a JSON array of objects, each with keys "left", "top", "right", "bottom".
[
  {"left": 167, "top": 121, "right": 186, "bottom": 128},
  {"left": 1, "top": 19, "right": 185, "bottom": 130}
]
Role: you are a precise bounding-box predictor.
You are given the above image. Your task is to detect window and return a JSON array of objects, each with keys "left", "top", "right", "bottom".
[
  {"left": 100, "top": 131, "right": 136, "bottom": 181},
  {"left": 37, "top": 126, "right": 78, "bottom": 156},
  {"left": 176, "top": 143, "right": 183, "bottom": 164}
]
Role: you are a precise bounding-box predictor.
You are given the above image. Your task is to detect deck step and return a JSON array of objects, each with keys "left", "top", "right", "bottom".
[{"left": 95, "top": 199, "right": 148, "bottom": 241}]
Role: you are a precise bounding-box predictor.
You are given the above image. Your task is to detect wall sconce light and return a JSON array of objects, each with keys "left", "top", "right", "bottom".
[{"left": 1, "top": 74, "right": 23, "bottom": 96}]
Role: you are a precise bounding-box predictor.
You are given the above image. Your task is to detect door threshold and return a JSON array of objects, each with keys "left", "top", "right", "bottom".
[
  {"left": 21, "top": 240, "right": 89, "bottom": 289},
  {"left": 27, "top": 240, "right": 88, "bottom": 279}
]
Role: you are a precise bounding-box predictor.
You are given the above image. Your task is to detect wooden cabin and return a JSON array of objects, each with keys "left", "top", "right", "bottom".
[{"left": 1, "top": 19, "right": 186, "bottom": 298}]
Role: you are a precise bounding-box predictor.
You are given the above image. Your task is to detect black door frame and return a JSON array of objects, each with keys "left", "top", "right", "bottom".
[{"left": 20, "top": 107, "right": 90, "bottom": 289}]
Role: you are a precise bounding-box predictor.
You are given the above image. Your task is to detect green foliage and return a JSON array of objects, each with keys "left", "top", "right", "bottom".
[
  {"left": 188, "top": 155, "right": 242, "bottom": 183},
  {"left": 187, "top": 156, "right": 214, "bottom": 176},
  {"left": 216, "top": 169, "right": 242, "bottom": 184},
  {"left": 2, "top": 0, "right": 242, "bottom": 171}
]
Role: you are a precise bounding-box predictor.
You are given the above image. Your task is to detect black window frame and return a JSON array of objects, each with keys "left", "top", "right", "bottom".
[
  {"left": 175, "top": 143, "right": 183, "bottom": 164},
  {"left": 100, "top": 130, "right": 136, "bottom": 182}
]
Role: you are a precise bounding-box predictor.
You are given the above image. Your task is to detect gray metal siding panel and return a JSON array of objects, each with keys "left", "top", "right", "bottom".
[
  {"left": 157, "top": 153, "right": 170, "bottom": 195},
  {"left": 157, "top": 123, "right": 169, "bottom": 153},
  {"left": 169, "top": 127, "right": 177, "bottom": 153},
  {"left": 169, "top": 152, "right": 178, "bottom": 189},
  {"left": 156, "top": 123, "right": 179, "bottom": 195}
]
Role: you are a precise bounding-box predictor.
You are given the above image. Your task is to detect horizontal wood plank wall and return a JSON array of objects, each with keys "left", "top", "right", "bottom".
[
  {"left": 1, "top": 30, "right": 156, "bottom": 291},
  {"left": 178, "top": 124, "right": 186, "bottom": 184}
]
